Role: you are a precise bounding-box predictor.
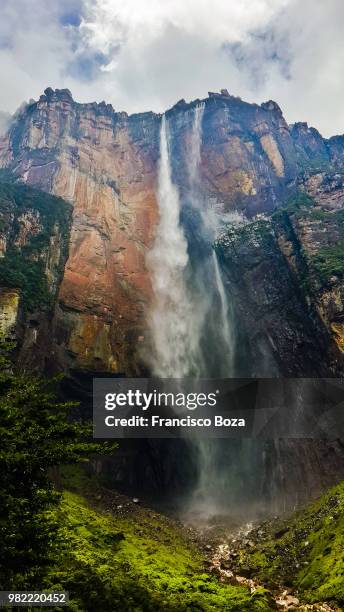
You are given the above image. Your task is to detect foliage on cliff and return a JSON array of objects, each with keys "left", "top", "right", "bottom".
[
  {"left": 0, "top": 176, "right": 71, "bottom": 311},
  {"left": 273, "top": 193, "right": 344, "bottom": 284},
  {"left": 312, "top": 240, "right": 344, "bottom": 282},
  {"left": 308, "top": 206, "right": 344, "bottom": 284},
  {"left": 216, "top": 190, "right": 344, "bottom": 308},
  {"left": 232, "top": 480, "right": 344, "bottom": 606},
  {"left": 0, "top": 337, "right": 115, "bottom": 590}
]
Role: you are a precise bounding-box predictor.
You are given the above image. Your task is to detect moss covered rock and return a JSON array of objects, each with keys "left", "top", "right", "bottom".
[{"left": 233, "top": 480, "right": 344, "bottom": 607}]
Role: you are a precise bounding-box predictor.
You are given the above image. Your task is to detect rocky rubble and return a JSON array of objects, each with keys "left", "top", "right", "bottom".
[
  {"left": 205, "top": 525, "right": 341, "bottom": 612},
  {"left": 192, "top": 482, "right": 344, "bottom": 612}
]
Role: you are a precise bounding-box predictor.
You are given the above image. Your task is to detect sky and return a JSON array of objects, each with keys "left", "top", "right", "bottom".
[{"left": 0, "top": 0, "right": 343, "bottom": 137}]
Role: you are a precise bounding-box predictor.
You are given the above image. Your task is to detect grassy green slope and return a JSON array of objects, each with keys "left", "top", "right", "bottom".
[
  {"left": 45, "top": 490, "right": 272, "bottom": 612},
  {"left": 233, "top": 481, "right": 344, "bottom": 606}
]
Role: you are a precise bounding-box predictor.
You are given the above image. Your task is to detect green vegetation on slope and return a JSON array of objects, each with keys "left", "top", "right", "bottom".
[
  {"left": 232, "top": 480, "right": 344, "bottom": 606},
  {"left": 273, "top": 191, "right": 314, "bottom": 219},
  {"left": 0, "top": 247, "right": 54, "bottom": 311},
  {"left": 44, "top": 490, "right": 272, "bottom": 612},
  {"left": 312, "top": 240, "right": 344, "bottom": 282},
  {"left": 0, "top": 337, "right": 115, "bottom": 591},
  {"left": 0, "top": 177, "right": 71, "bottom": 311},
  {"left": 229, "top": 191, "right": 344, "bottom": 290},
  {"left": 215, "top": 193, "right": 314, "bottom": 262},
  {"left": 273, "top": 191, "right": 344, "bottom": 286},
  {"left": 0, "top": 326, "right": 272, "bottom": 611}
]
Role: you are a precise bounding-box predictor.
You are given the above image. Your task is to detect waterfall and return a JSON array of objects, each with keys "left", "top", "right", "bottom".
[
  {"left": 144, "top": 105, "right": 305, "bottom": 522},
  {"left": 147, "top": 115, "right": 203, "bottom": 377},
  {"left": 184, "top": 105, "right": 238, "bottom": 518},
  {"left": 188, "top": 104, "right": 204, "bottom": 189},
  {"left": 186, "top": 101, "right": 235, "bottom": 376},
  {"left": 212, "top": 250, "right": 234, "bottom": 375},
  {"left": 147, "top": 107, "right": 250, "bottom": 521}
]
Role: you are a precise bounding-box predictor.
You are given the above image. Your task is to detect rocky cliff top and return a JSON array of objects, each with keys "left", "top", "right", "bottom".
[{"left": 11, "top": 86, "right": 340, "bottom": 140}]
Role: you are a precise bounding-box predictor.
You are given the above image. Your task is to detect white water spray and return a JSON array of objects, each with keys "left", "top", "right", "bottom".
[
  {"left": 147, "top": 115, "right": 203, "bottom": 377},
  {"left": 147, "top": 108, "right": 240, "bottom": 520},
  {"left": 189, "top": 102, "right": 235, "bottom": 375},
  {"left": 188, "top": 104, "right": 204, "bottom": 188},
  {"left": 212, "top": 250, "right": 234, "bottom": 375},
  {"left": 186, "top": 105, "right": 239, "bottom": 518}
]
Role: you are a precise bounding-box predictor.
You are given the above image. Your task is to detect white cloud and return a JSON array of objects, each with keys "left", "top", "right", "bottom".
[
  {"left": 78, "top": 0, "right": 287, "bottom": 112},
  {"left": 81, "top": 0, "right": 283, "bottom": 48},
  {"left": 0, "top": 0, "right": 343, "bottom": 136},
  {"left": 232, "top": 0, "right": 344, "bottom": 136}
]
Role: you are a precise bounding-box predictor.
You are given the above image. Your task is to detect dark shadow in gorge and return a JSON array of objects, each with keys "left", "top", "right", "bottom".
[{"left": 60, "top": 368, "right": 344, "bottom": 519}]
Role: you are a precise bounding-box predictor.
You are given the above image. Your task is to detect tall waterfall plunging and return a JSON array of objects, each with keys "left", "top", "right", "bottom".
[
  {"left": 147, "top": 103, "right": 227, "bottom": 379},
  {"left": 147, "top": 106, "right": 257, "bottom": 520},
  {"left": 147, "top": 115, "right": 204, "bottom": 377},
  {"left": 188, "top": 104, "right": 205, "bottom": 189},
  {"left": 185, "top": 102, "right": 236, "bottom": 378},
  {"left": 212, "top": 250, "right": 234, "bottom": 375},
  {"left": 186, "top": 105, "right": 239, "bottom": 517}
]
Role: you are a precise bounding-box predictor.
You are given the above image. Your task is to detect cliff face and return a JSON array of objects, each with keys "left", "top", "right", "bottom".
[
  {"left": 0, "top": 88, "right": 161, "bottom": 374},
  {"left": 168, "top": 96, "right": 298, "bottom": 215},
  {"left": 0, "top": 179, "right": 71, "bottom": 371},
  {"left": 1, "top": 88, "right": 344, "bottom": 377},
  {"left": 215, "top": 180, "right": 344, "bottom": 376}
]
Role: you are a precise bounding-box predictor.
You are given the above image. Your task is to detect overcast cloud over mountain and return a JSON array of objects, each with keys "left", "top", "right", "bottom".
[{"left": 0, "top": 0, "right": 343, "bottom": 136}]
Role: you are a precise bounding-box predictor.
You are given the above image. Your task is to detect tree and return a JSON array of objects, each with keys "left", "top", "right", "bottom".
[{"left": 0, "top": 335, "right": 115, "bottom": 589}]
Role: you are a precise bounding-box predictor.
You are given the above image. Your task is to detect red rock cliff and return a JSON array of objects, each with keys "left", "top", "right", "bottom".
[{"left": 1, "top": 88, "right": 343, "bottom": 375}]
